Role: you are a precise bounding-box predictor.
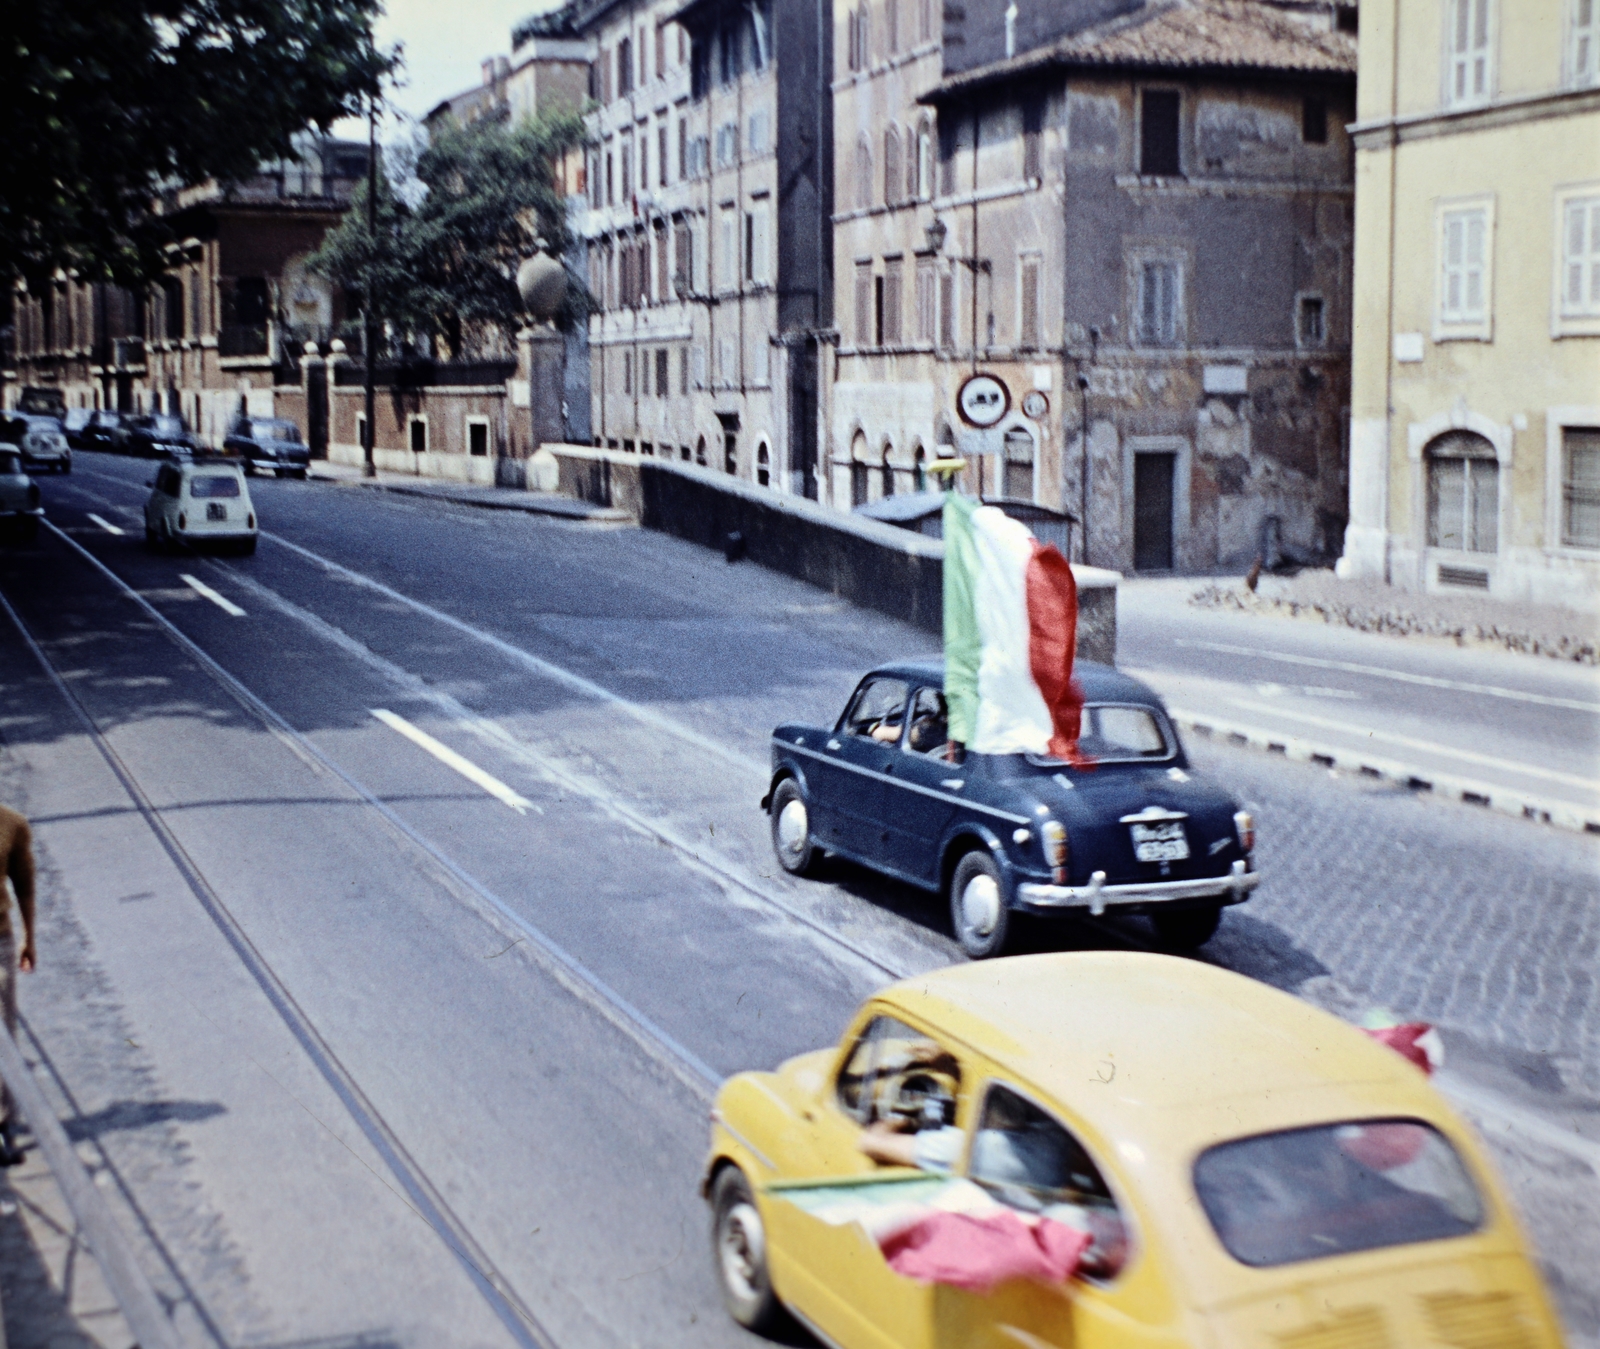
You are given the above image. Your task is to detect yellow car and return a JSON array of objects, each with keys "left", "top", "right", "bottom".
[{"left": 703, "top": 952, "right": 1563, "bottom": 1349}]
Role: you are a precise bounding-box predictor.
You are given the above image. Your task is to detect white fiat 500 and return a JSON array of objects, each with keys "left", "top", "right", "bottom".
[{"left": 144, "top": 458, "right": 257, "bottom": 554}]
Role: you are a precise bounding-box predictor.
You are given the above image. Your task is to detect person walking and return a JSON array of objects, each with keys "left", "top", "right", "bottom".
[{"left": 0, "top": 805, "right": 37, "bottom": 1167}]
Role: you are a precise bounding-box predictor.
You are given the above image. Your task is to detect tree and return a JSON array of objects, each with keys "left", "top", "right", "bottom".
[
  {"left": 1, "top": 0, "right": 391, "bottom": 287},
  {"left": 309, "top": 108, "right": 592, "bottom": 359}
]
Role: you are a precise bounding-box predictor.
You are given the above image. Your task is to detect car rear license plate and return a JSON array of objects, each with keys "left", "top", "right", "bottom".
[
  {"left": 206, "top": 502, "right": 227, "bottom": 521},
  {"left": 1130, "top": 820, "right": 1189, "bottom": 862}
]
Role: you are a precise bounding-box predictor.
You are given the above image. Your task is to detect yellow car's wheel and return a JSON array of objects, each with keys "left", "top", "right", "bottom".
[{"left": 711, "top": 1166, "right": 781, "bottom": 1332}]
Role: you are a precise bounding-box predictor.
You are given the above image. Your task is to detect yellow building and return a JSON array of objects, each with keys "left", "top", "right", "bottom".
[{"left": 1340, "top": 0, "right": 1600, "bottom": 607}]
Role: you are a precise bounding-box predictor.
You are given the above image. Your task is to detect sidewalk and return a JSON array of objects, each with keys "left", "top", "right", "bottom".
[
  {"left": 1192, "top": 568, "right": 1600, "bottom": 664},
  {"left": 306, "top": 461, "right": 634, "bottom": 525}
]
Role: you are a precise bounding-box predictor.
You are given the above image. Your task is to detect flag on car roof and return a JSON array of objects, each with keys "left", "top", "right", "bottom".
[
  {"left": 943, "top": 494, "right": 1086, "bottom": 761},
  {"left": 772, "top": 1174, "right": 1091, "bottom": 1294}
]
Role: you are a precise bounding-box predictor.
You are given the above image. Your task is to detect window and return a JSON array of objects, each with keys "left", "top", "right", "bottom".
[
  {"left": 855, "top": 261, "right": 874, "bottom": 344},
  {"left": 638, "top": 136, "right": 648, "bottom": 194},
  {"left": 1003, "top": 427, "right": 1034, "bottom": 498},
  {"left": 715, "top": 121, "right": 739, "bottom": 167},
  {"left": 657, "top": 228, "right": 669, "bottom": 301},
  {"left": 881, "top": 446, "right": 896, "bottom": 498},
  {"left": 835, "top": 1015, "right": 960, "bottom": 1126},
  {"left": 1560, "top": 193, "right": 1600, "bottom": 319},
  {"left": 409, "top": 418, "right": 428, "bottom": 453},
  {"left": 883, "top": 258, "right": 903, "bottom": 344},
  {"left": 1574, "top": 0, "right": 1599, "bottom": 84},
  {"left": 1297, "top": 294, "right": 1327, "bottom": 347},
  {"left": 1446, "top": 0, "right": 1493, "bottom": 104},
  {"left": 1302, "top": 97, "right": 1327, "bottom": 144},
  {"left": 1438, "top": 203, "right": 1491, "bottom": 332},
  {"left": 675, "top": 220, "right": 692, "bottom": 293},
  {"left": 745, "top": 199, "right": 771, "bottom": 284},
  {"left": 1019, "top": 255, "right": 1041, "bottom": 348},
  {"left": 1022, "top": 98, "right": 1044, "bottom": 179},
  {"left": 1563, "top": 428, "right": 1600, "bottom": 547},
  {"left": 1135, "top": 258, "right": 1182, "bottom": 346},
  {"left": 875, "top": 273, "right": 886, "bottom": 345},
  {"left": 884, "top": 126, "right": 903, "bottom": 205},
  {"left": 856, "top": 136, "right": 874, "bottom": 211},
  {"left": 1079, "top": 704, "right": 1175, "bottom": 760},
  {"left": 940, "top": 271, "right": 955, "bottom": 346},
  {"left": 658, "top": 126, "right": 668, "bottom": 186},
  {"left": 605, "top": 150, "right": 614, "bottom": 205},
  {"left": 623, "top": 349, "right": 633, "bottom": 395},
  {"left": 752, "top": 334, "right": 769, "bottom": 383},
  {"left": 916, "top": 258, "right": 937, "bottom": 342},
  {"left": 467, "top": 419, "right": 489, "bottom": 456},
  {"left": 355, "top": 413, "right": 368, "bottom": 452},
  {"left": 1139, "top": 90, "right": 1181, "bottom": 176},
  {"left": 656, "top": 24, "right": 666, "bottom": 79},
  {"left": 717, "top": 335, "right": 735, "bottom": 381},
  {"left": 724, "top": 430, "right": 737, "bottom": 473},
  {"left": 913, "top": 447, "right": 928, "bottom": 494},
  {"left": 1426, "top": 431, "right": 1498, "bottom": 553},
  {"left": 621, "top": 140, "right": 632, "bottom": 196},
  {"left": 843, "top": 677, "right": 911, "bottom": 739},
  {"left": 655, "top": 348, "right": 669, "bottom": 398},
  {"left": 749, "top": 108, "right": 770, "bottom": 156},
  {"left": 915, "top": 119, "right": 934, "bottom": 200},
  {"left": 718, "top": 205, "right": 738, "bottom": 290},
  {"left": 618, "top": 37, "right": 633, "bottom": 96},
  {"left": 757, "top": 442, "right": 770, "bottom": 487},
  {"left": 886, "top": 0, "right": 899, "bottom": 53},
  {"left": 678, "top": 118, "right": 687, "bottom": 180},
  {"left": 939, "top": 119, "right": 957, "bottom": 196},
  {"left": 680, "top": 347, "right": 690, "bottom": 395},
  {"left": 188, "top": 474, "right": 241, "bottom": 500},
  {"left": 918, "top": 0, "right": 934, "bottom": 42}
]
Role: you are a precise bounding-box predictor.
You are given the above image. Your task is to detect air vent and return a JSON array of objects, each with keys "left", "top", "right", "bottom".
[
  {"left": 1437, "top": 565, "right": 1490, "bottom": 590},
  {"left": 1424, "top": 1292, "right": 1537, "bottom": 1349},
  {"left": 1277, "top": 1308, "right": 1390, "bottom": 1349}
]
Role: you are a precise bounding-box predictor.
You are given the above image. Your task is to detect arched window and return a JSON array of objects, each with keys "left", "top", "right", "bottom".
[
  {"left": 695, "top": 434, "right": 707, "bottom": 466},
  {"left": 881, "top": 443, "right": 896, "bottom": 498},
  {"left": 913, "top": 444, "right": 927, "bottom": 492},
  {"left": 1426, "top": 431, "right": 1498, "bottom": 553},
  {"left": 757, "top": 441, "right": 771, "bottom": 487},
  {"left": 724, "top": 429, "right": 738, "bottom": 474},
  {"left": 916, "top": 118, "right": 934, "bottom": 200},
  {"left": 856, "top": 135, "right": 874, "bottom": 211},
  {"left": 1002, "top": 427, "right": 1035, "bottom": 500},
  {"left": 884, "top": 126, "right": 902, "bottom": 206},
  {"left": 850, "top": 429, "right": 870, "bottom": 507}
]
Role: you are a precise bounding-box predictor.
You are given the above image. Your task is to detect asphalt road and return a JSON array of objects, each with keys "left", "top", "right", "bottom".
[{"left": 0, "top": 452, "right": 1595, "bottom": 1349}]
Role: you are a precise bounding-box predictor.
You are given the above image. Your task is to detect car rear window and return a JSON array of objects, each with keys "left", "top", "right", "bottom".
[
  {"left": 1076, "top": 704, "right": 1174, "bottom": 763},
  {"left": 189, "top": 474, "right": 242, "bottom": 499},
  {"left": 1194, "top": 1119, "right": 1484, "bottom": 1268},
  {"left": 0, "top": 452, "right": 21, "bottom": 475},
  {"left": 262, "top": 422, "right": 301, "bottom": 441}
]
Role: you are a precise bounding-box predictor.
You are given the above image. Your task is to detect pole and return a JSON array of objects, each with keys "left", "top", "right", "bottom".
[
  {"left": 363, "top": 91, "right": 378, "bottom": 478},
  {"left": 1078, "top": 373, "right": 1090, "bottom": 565}
]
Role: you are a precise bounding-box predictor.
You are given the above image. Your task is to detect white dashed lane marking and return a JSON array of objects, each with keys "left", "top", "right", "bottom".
[
  {"left": 87, "top": 514, "right": 125, "bottom": 536},
  {"left": 370, "top": 709, "right": 540, "bottom": 815},
  {"left": 179, "top": 574, "right": 246, "bottom": 617}
]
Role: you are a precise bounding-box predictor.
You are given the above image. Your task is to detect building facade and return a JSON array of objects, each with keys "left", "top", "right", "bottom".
[
  {"left": 1339, "top": 0, "right": 1600, "bottom": 608},
  {"left": 7, "top": 136, "right": 369, "bottom": 440},
  {"left": 832, "top": 0, "right": 1358, "bottom": 573},
  {"left": 574, "top": 0, "right": 831, "bottom": 495}
]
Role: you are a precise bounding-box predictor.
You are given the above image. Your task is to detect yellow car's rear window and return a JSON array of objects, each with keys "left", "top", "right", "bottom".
[{"left": 1194, "top": 1119, "right": 1483, "bottom": 1267}]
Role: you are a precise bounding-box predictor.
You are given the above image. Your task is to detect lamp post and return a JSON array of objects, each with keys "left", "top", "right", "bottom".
[{"left": 363, "top": 90, "right": 378, "bottom": 479}]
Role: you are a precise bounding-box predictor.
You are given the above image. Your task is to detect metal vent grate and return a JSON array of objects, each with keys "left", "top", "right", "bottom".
[
  {"left": 1424, "top": 1292, "right": 1537, "bottom": 1349},
  {"left": 1277, "top": 1308, "right": 1390, "bottom": 1349},
  {"left": 1437, "top": 564, "right": 1491, "bottom": 590}
]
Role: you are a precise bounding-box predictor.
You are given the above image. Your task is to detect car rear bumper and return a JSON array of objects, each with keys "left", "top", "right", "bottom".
[
  {"left": 0, "top": 508, "right": 44, "bottom": 519},
  {"left": 1017, "top": 859, "right": 1259, "bottom": 916}
]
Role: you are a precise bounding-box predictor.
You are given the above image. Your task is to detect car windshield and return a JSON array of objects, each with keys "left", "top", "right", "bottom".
[
  {"left": 150, "top": 417, "right": 186, "bottom": 437},
  {"left": 1194, "top": 1119, "right": 1484, "bottom": 1268},
  {"left": 0, "top": 452, "right": 21, "bottom": 475},
  {"left": 261, "top": 422, "right": 301, "bottom": 442},
  {"left": 189, "top": 474, "right": 241, "bottom": 499}
]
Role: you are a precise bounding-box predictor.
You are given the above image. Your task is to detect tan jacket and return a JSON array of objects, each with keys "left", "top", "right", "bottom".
[{"left": 0, "top": 807, "right": 35, "bottom": 945}]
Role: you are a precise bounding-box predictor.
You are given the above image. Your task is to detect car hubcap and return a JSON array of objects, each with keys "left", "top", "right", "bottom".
[
  {"left": 776, "top": 798, "right": 808, "bottom": 856},
  {"left": 961, "top": 873, "right": 1001, "bottom": 938},
  {"left": 719, "top": 1202, "right": 764, "bottom": 1300}
]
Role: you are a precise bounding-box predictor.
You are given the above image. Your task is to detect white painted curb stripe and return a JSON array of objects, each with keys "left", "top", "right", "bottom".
[
  {"left": 371, "top": 709, "right": 539, "bottom": 815},
  {"left": 179, "top": 573, "right": 245, "bottom": 616},
  {"left": 87, "top": 513, "right": 124, "bottom": 536},
  {"left": 1171, "top": 707, "right": 1600, "bottom": 835}
]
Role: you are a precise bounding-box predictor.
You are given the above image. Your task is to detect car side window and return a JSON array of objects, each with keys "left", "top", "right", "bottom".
[
  {"left": 842, "top": 678, "right": 909, "bottom": 743},
  {"left": 904, "top": 687, "right": 948, "bottom": 755},
  {"left": 836, "top": 1015, "right": 962, "bottom": 1135},
  {"left": 155, "top": 467, "right": 180, "bottom": 496},
  {"left": 969, "top": 1082, "right": 1129, "bottom": 1276}
]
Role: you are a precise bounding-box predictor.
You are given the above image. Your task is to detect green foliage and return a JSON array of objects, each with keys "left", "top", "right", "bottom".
[
  {"left": 308, "top": 109, "right": 593, "bottom": 356},
  {"left": 1, "top": 0, "right": 392, "bottom": 287}
]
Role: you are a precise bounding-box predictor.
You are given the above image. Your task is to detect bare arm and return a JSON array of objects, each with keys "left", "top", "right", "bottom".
[
  {"left": 7, "top": 820, "right": 34, "bottom": 972},
  {"left": 857, "top": 1120, "right": 919, "bottom": 1168}
]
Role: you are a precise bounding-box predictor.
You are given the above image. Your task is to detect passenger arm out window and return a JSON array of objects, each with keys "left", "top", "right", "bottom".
[
  {"left": 841, "top": 678, "right": 910, "bottom": 744},
  {"left": 836, "top": 1016, "right": 963, "bottom": 1152}
]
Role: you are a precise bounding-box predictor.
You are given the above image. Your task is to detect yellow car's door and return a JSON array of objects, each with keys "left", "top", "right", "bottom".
[{"left": 765, "top": 1013, "right": 970, "bottom": 1349}]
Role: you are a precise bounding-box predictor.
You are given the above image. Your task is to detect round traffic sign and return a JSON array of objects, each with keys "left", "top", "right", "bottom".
[
  {"left": 1021, "top": 390, "right": 1049, "bottom": 420},
  {"left": 957, "top": 373, "right": 1009, "bottom": 428}
]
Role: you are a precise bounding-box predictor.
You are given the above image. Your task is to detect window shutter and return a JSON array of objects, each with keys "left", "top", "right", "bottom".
[
  {"left": 1020, "top": 257, "right": 1040, "bottom": 347},
  {"left": 856, "top": 263, "right": 874, "bottom": 345},
  {"left": 884, "top": 259, "right": 903, "bottom": 343}
]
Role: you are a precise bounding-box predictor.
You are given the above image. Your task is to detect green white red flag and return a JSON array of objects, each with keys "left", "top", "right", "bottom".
[{"left": 943, "top": 494, "right": 1085, "bottom": 761}]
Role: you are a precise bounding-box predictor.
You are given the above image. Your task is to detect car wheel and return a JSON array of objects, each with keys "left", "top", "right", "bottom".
[
  {"left": 950, "top": 849, "right": 1011, "bottom": 959},
  {"left": 711, "top": 1167, "right": 782, "bottom": 1333},
  {"left": 1152, "top": 903, "right": 1223, "bottom": 951},
  {"left": 144, "top": 525, "right": 159, "bottom": 550},
  {"left": 769, "top": 778, "right": 820, "bottom": 877},
  {"left": 293, "top": 469, "right": 307, "bottom": 480}
]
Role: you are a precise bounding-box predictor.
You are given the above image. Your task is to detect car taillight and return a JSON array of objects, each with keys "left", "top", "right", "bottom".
[
  {"left": 247, "top": 512, "right": 255, "bottom": 529},
  {"left": 1234, "top": 810, "right": 1255, "bottom": 853},
  {"left": 1041, "top": 820, "right": 1069, "bottom": 884},
  {"left": 177, "top": 512, "right": 187, "bottom": 530}
]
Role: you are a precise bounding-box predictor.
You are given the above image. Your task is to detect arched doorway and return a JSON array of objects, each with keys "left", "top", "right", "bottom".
[
  {"left": 1425, "top": 431, "right": 1498, "bottom": 553},
  {"left": 1002, "top": 427, "right": 1035, "bottom": 500},
  {"left": 756, "top": 441, "right": 770, "bottom": 487},
  {"left": 881, "top": 443, "right": 895, "bottom": 498},
  {"left": 850, "top": 430, "right": 869, "bottom": 507},
  {"left": 913, "top": 445, "right": 927, "bottom": 492},
  {"left": 695, "top": 435, "right": 707, "bottom": 466}
]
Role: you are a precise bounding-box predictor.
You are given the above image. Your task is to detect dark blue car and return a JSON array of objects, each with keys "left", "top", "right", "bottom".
[{"left": 763, "top": 660, "right": 1259, "bottom": 958}]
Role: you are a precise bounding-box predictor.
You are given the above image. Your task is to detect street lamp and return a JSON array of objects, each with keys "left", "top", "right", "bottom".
[{"left": 363, "top": 89, "right": 379, "bottom": 479}]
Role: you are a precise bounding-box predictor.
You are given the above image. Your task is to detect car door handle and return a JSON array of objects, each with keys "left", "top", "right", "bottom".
[
  {"left": 942, "top": 779, "right": 965, "bottom": 790},
  {"left": 826, "top": 739, "right": 841, "bottom": 751}
]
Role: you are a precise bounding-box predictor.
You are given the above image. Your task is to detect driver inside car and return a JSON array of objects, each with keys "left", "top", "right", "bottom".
[{"left": 857, "top": 1045, "right": 965, "bottom": 1172}]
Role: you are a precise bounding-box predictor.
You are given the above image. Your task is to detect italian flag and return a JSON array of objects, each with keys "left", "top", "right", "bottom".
[{"left": 944, "top": 494, "right": 1085, "bottom": 760}]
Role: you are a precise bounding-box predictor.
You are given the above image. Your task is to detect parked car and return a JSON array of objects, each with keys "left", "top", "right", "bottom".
[
  {"left": 120, "top": 414, "right": 199, "bottom": 459},
  {"left": 0, "top": 449, "right": 43, "bottom": 545},
  {"left": 16, "top": 386, "right": 66, "bottom": 423},
  {"left": 704, "top": 952, "right": 1563, "bottom": 1349},
  {"left": 144, "top": 458, "right": 257, "bottom": 554},
  {"left": 224, "top": 417, "right": 310, "bottom": 477},
  {"left": 0, "top": 414, "right": 71, "bottom": 474},
  {"left": 69, "top": 409, "right": 124, "bottom": 451},
  {"left": 764, "top": 661, "right": 1257, "bottom": 956}
]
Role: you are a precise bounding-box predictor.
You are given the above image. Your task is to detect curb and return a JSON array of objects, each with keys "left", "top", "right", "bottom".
[
  {"left": 308, "top": 471, "right": 633, "bottom": 524},
  {"left": 1170, "top": 707, "right": 1600, "bottom": 836}
]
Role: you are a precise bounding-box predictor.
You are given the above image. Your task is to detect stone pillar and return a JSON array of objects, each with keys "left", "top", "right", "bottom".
[
  {"left": 519, "top": 324, "right": 567, "bottom": 451},
  {"left": 301, "top": 341, "right": 328, "bottom": 460}
]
